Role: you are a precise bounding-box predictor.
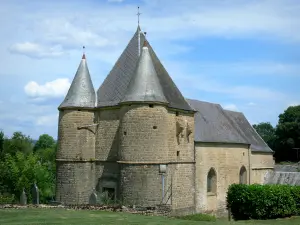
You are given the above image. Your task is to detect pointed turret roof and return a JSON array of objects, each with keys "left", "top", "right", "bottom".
[
  {"left": 97, "top": 26, "right": 193, "bottom": 111},
  {"left": 120, "top": 40, "right": 168, "bottom": 104},
  {"left": 59, "top": 53, "right": 96, "bottom": 109}
]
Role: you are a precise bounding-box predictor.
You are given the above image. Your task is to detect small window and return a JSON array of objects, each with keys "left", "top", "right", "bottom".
[
  {"left": 153, "top": 126, "right": 157, "bottom": 129},
  {"left": 123, "top": 131, "right": 127, "bottom": 135},
  {"left": 207, "top": 168, "right": 217, "bottom": 194},
  {"left": 176, "top": 111, "right": 179, "bottom": 116},
  {"left": 239, "top": 166, "right": 247, "bottom": 184},
  {"left": 77, "top": 109, "right": 81, "bottom": 111},
  {"left": 149, "top": 104, "right": 154, "bottom": 108},
  {"left": 102, "top": 187, "right": 115, "bottom": 200}
]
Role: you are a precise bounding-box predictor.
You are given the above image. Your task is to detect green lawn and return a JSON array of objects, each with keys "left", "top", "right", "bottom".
[{"left": 0, "top": 208, "right": 300, "bottom": 225}]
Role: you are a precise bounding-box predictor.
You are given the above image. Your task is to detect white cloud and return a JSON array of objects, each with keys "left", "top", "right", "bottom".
[
  {"left": 24, "top": 78, "right": 70, "bottom": 99},
  {"left": 247, "top": 102, "right": 256, "bottom": 106},
  {"left": 3, "top": 0, "right": 300, "bottom": 60},
  {"left": 9, "top": 42, "right": 65, "bottom": 59},
  {"left": 222, "top": 104, "right": 239, "bottom": 112},
  {"left": 36, "top": 114, "right": 58, "bottom": 126},
  {"left": 39, "top": 19, "right": 118, "bottom": 49}
]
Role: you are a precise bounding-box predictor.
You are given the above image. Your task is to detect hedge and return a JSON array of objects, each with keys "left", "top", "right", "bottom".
[
  {"left": 227, "top": 184, "right": 300, "bottom": 220},
  {"left": 0, "top": 194, "right": 15, "bottom": 204}
]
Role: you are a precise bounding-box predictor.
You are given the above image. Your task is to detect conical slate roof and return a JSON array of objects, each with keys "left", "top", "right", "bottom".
[
  {"left": 59, "top": 54, "right": 96, "bottom": 109},
  {"left": 97, "top": 26, "right": 193, "bottom": 111},
  {"left": 120, "top": 41, "right": 168, "bottom": 104}
]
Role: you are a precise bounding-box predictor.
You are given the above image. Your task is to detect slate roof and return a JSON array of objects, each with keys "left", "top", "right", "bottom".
[
  {"left": 187, "top": 99, "right": 273, "bottom": 153},
  {"left": 97, "top": 27, "right": 193, "bottom": 111},
  {"left": 224, "top": 110, "right": 273, "bottom": 153},
  {"left": 59, "top": 54, "right": 96, "bottom": 109},
  {"left": 186, "top": 99, "right": 247, "bottom": 144},
  {"left": 120, "top": 42, "right": 168, "bottom": 104}
]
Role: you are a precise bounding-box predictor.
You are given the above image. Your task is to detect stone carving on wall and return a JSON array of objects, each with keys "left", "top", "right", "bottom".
[
  {"left": 176, "top": 119, "right": 184, "bottom": 144},
  {"left": 186, "top": 121, "right": 192, "bottom": 143}
]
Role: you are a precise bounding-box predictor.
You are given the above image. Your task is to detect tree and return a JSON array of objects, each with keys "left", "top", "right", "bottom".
[
  {"left": 274, "top": 105, "right": 300, "bottom": 162},
  {"left": 3, "top": 132, "right": 33, "bottom": 156},
  {"left": 0, "top": 152, "right": 55, "bottom": 203},
  {"left": 33, "top": 134, "right": 56, "bottom": 152},
  {"left": 0, "top": 130, "right": 4, "bottom": 156},
  {"left": 253, "top": 122, "right": 276, "bottom": 147}
]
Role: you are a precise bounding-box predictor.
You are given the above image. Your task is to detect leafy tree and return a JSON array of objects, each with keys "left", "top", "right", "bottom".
[
  {"left": 0, "top": 152, "right": 55, "bottom": 203},
  {"left": 33, "top": 134, "right": 56, "bottom": 152},
  {"left": 253, "top": 122, "right": 276, "bottom": 148},
  {"left": 274, "top": 105, "right": 300, "bottom": 162},
  {"left": 0, "top": 130, "right": 4, "bottom": 156},
  {"left": 3, "top": 132, "right": 33, "bottom": 156}
]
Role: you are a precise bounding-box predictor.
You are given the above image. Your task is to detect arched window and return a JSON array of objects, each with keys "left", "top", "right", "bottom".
[
  {"left": 207, "top": 168, "right": 217, "bottom": 194},
  {"left": 239, "top": 166, "right": 247, "bottom": 184}
]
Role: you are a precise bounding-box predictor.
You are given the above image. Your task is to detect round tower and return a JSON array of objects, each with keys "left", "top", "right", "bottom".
[
  {"left": 56, "top": 52, "right": 96, "bottom": 204},
  {"left": 119, "top": 41, "right": 170, "bottom": 206}
]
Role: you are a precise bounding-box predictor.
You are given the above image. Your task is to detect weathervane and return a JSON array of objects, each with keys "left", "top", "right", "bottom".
[{"left": 137, "top": 6, "right": 141, "bottom": 26}]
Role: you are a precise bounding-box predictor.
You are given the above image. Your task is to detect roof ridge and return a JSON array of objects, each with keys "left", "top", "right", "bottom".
[
  {"left": 97, "top": 27, "right": 193, "bottom": 111},
  {"left": 120, "top": 42, "right": 168, "bottom": 104}
]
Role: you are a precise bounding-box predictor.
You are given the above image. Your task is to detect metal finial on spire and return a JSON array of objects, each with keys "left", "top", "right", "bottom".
[
  {"left": 82, "top": 46, "right": 86, "bottom": 59},
  {"left": 137, "top": 6, "right": 141, "bottom": 26}
]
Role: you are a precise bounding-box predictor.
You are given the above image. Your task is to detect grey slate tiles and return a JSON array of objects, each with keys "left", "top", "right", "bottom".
[
  {"left": 97, "top": 27, "right": 193, "bottom": 111},
  {"left": 224, "top": 110, "right": 273, "bottom": 152},
  {"left": 120, "top": 41, "right": 168, "bottom": 104},
  {"left": 59, "top": 54, "right": 96, "bottom": 109},
  {"left": 187, "top": 99, "right": 273, "bottom": 153}
]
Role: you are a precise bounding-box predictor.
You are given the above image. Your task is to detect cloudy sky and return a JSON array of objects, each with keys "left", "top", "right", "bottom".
[{"left": 0, "top": 0, "right": 299, "bottom": 139}]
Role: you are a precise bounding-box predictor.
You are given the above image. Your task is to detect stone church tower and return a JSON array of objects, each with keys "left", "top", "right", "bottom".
[
  {"left": 56, "top": 53, "right": 97, "bottom": 204},
  {"left": 56, "top": 26, "right": 274, "bottom": 214}
]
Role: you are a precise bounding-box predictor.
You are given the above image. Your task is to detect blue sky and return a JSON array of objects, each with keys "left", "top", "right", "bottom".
[{"left": 0, "top": 0, "right": 299, "bottom": 139}]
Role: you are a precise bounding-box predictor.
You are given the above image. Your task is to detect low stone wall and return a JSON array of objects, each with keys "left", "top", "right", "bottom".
[
  {"left": 0, "top": 204, "right": 172, "bottom": 217},
  {"left": 274, "top": 164, "right": 300, "bottom": 172}
]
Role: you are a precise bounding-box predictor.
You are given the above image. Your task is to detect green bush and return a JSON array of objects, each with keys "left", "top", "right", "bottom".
[
  {"left": 176, "top": 213, "right": 216, "bottom": 222},
  {"left": 290, "top": 186, "right": 300, "bottom": 215},
  {"left": 227, "top": 184, "right": 297, "bottom": 220},
  {"left": 0, "top": 194, "right": 15, "bottom": 204}
]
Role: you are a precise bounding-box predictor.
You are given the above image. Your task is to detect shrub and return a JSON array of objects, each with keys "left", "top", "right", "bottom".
[
  {"left": 177, "top": 213, "right": 216, "bottom": 222},
  {"left": 290, "top": 186, "right": 300, "bottom": 215},
  {"left": 227, "top": 184, "right": 297, "bottom": 220},
  {"left": 0, "top": 194, "right": 15, "bottom": 204}
]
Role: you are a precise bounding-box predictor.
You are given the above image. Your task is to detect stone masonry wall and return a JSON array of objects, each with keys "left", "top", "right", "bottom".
[
  {"left": 119, "top": 104, "right": 169, "bottom": 206},
  {"left": 251, "top": 152, "right": 274, "bottom": 184},
  {"left": 167, "top": 110, "right": 195, "bottom": 162},
  {"left": 120, "top": 164, "right": 167, "bottom": 206},
  {"left": 195, "top": 143, "right": 250, "bottom": 213},
  {"left": 56, "top": 162, "right": 95, "bottom": 204},
  {"left": 119, "top": 104, "right": 169, "bottom": 162},
  {"left": 167, "top": 163, "right": 195, "bottom": 214},
  {"left": 56, "top": 109, "right": 96, "bottom": 205},
  {"left": 166, "top": 110, "right": 195, "bottom": 213},
  {"left": 57, "top": 110, "right": 95, "bottom": 160},
  {"left": 95, "top": 108, "right": 120, "bottom": 161}
]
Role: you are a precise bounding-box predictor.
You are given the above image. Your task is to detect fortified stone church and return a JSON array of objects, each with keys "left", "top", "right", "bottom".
[{"left": 56, "top": 25, "right": 275, "bottom": 214}]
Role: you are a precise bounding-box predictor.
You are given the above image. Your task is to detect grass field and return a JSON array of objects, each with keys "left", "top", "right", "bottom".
[{"left": 1, "top": 208, "right": 300, "bottom": 225}]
